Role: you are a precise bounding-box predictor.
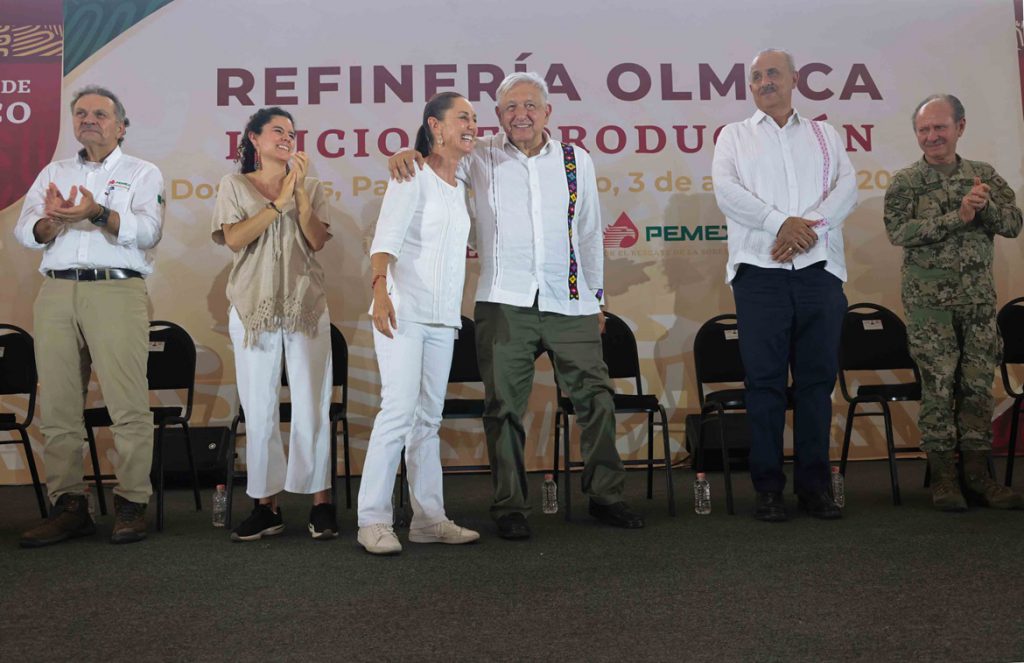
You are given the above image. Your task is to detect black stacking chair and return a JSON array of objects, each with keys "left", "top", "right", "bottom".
[
  {"left": 83, "top": 320, "right": 201, "bottom": 530},
  {"left": 998, "top": 297, "right": 1024, "bottom": 486},
  {"left": 552, "top": 311, "right": 675, "bottom": 519},
  {"left": 837, "top": 303, "right": 922, "bottom": 505},
  {"left": 692, "top": 314, "right": 748, "bottom": 516},
  {"left": 0, "top": 324, "right": 48, "bottom": 518},
  {"left": 224, "top": 323, "right": 351, "bottom": 527}
]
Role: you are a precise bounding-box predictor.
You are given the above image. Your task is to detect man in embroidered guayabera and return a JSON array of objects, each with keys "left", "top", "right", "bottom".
[
  {"left": 15, "top": 86, "right": 165, "bottom": 546},
  {"left": 712, "top": 49, "right": 857, "bottom": 522},
  {"left": 883, "top": 94, "right": 1023, "bottom": 511},
  {"left": 389, "top": 72, "right": 644, "bottom": 537}
]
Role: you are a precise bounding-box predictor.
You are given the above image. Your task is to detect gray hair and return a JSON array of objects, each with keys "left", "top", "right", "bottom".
[
  {"left": 70, "top": 85, "right": 130, "bottom": 144},
  {"left": 751, "top": 48, "right": 797, "bottom": 75},
  {"left": 912, "top": 94, "right": 965, "bottom": 126},
  {"left": 495, "top": 72, "right": 549, "bottom": 104}
]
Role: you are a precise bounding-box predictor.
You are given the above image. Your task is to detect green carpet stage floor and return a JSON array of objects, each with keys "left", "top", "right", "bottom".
[{"left": 2, "top": 459, "right": 1022, "bottom": 661}]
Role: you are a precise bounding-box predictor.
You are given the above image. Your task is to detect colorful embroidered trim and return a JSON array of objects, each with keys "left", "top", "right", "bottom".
[
  {"left": 809, "top": 120, "right": 831, "bottom": 246},
  {"left": 562, "top": 143, "right": 580, "bottom": 300}
]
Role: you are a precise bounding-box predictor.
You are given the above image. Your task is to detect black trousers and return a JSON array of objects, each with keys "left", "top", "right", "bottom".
[{"left": 731, "top": 263, "right": 846, "bottom": 494}]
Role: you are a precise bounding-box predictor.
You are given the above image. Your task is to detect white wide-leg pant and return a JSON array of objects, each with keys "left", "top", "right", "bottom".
[
  {"left": 229, "top": 308, "right": 334, "bottom": 499},
  {"left": 358, "top": 320, "right": 456, "bottom": 528}
]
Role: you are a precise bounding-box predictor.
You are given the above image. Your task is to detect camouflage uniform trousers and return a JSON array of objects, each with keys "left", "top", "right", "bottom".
[{"left": 905, "top": 302, "right": 1001, "bottom": 452}]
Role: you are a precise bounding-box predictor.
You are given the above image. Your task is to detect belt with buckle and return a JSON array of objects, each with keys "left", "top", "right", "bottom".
[{"left": 47, "top": 268, "right": 143, "bottom": 281}]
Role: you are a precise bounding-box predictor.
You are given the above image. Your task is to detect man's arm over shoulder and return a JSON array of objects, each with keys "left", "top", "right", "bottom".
[
  {"left": 973, "top": 162, "right": 1022, "bottom": 239},
  {"left": 118, "top": 160, "right": 165, "bottom": 250},
  {"left": 883, "top": 165, "right": 964, "bottom": 247},
  {"left": 802, "top": 122, "right": 858, "bottom": 236},
  {"left": 711, "top": 122, "right": 788, "bottom": 236}
]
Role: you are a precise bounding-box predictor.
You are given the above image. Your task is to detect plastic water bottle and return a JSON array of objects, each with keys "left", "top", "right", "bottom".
[
  {"left": 541, "top": 474, "right": 558, "bottom": 514},
  {"left": 830, "top": 467, "right": 845, "bottom": 508},
  {"left": 212, "top": 484, "right": 227, "bottom": 527},
  {"left": 694, "top": 472, "right": 711, "bottom": 515},
  {"left": 84, "top": 486, "right": 97, "bottom": 520}
]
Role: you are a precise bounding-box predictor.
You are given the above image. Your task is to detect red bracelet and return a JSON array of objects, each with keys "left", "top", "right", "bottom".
[{"left": 371, "top": 274, "right": 387, "bottom": 289}]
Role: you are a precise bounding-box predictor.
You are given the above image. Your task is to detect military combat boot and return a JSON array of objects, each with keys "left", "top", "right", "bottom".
[
  {"left": 962, "top": 450, "right": 1023, "bottom": 509},
  {"left": 927, "top": 451, "right": 967, "bottom": 511}
]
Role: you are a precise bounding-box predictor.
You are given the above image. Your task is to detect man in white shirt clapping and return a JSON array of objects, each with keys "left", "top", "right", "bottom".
[
  {"left": 711, "top": 50, "right": 857, "bottom": 522},
  {"left": 390, "top": 73, "right": 643, "bottom": 538},
  {"left": 15, "top": 86, "right": 165, "bottom": 547}
]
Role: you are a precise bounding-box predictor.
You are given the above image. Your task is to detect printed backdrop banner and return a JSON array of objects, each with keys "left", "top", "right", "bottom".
[{"left": 1, "top": 0, "right": 1023, "bottom": 485}]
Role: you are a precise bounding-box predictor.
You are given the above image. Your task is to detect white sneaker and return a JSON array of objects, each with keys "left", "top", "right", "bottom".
[
  {"left": 408, "top": 519, "right": 480, "bottom": 545},
  {"left": 357, "top": 523, "right": 402, "bottom": 555}
]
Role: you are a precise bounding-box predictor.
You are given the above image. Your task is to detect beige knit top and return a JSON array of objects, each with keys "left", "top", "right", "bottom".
[{"left": 211, "top": 173, "right": 330, "bottom": 346}]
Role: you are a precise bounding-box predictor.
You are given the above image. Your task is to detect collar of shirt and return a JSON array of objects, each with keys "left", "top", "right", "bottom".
[
  {"left": 76, "top": 145, "right": 123, "bottom": 171},
  {"left": 751, "top": 108, "right": 804, "bottom": 130},
  {"left": 497, "top": 131, "right": 554, "bottom": 160}
]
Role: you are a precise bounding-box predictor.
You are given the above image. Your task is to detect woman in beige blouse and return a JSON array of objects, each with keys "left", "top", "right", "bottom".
[{"left": 212, "top": 107, "right": 336, "bottom": 542}]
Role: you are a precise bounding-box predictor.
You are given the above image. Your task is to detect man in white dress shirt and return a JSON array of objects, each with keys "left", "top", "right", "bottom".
[
  {"left": 391, "top": 73, "right": 643, "bottom": 538},
  {"left": 15, "top": 86, "right": 165, "bottom": 546},
  {"left": 711, "top": 50, "right": 857, "bottom": 522}
]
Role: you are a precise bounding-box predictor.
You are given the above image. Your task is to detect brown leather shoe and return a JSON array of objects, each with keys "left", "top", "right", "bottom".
[
  {"left": 20, "top": 493, "right": 96, "bottom": 548},
  {"left": 110, "top": 494, "right": 148, "bottom": 544}
]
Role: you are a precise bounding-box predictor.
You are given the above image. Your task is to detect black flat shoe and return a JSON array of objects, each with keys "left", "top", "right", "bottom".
[
  {"left": 754, "top": 491, "right": 788, "bottom": 522},
  {"left": 496, "top": 512, "right": 531, "bottom": 540},
  {"left": 588, "top": 501, "right": 645, "bottom": 529},
  {"left": 797, "top": 491, "right": 842, "bottom": 519}
]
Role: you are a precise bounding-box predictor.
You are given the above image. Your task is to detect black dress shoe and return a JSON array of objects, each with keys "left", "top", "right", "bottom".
[
  {"left": 496, "top": 512, "right": 531, "bottom": 540},
  {"left": 754, "top": 491, "right": 788, "bottom": 522},
  {"left": 797, "top": 491, "right": 842, "bottom": 519},
  {"left": 588, "top": 501, "right": 645, "bottom": 528}
]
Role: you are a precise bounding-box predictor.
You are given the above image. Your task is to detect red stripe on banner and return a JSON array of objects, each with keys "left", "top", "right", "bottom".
[
  {"left": 1017, "top": 0, "right": 1024, "bottom": 120},
  {"left": 0, "top": 0, "right": 63, "bottom": 211}
]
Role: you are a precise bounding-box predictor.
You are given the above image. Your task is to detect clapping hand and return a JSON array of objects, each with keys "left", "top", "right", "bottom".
[{"left": 959, "top": 176, "right": 990, "bottom": 222}]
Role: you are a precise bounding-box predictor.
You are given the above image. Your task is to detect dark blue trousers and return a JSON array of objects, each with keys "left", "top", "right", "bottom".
[{"left": 731, "top": 263, "right": 846, "bottom": 494}]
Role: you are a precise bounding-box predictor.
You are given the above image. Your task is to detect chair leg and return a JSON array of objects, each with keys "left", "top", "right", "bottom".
[
  {"left": 646, "top": 412, "right": 654, "bottom": 500},
  {"left": 563, "top": 410, "right": 572, "bottom": 522},
  {"left": 181, "top": 422, "right": 201, "bottom": 512},
  {"left": 840, "top": 402, "right": 856, "bottom": 477},
  {"left": 342, "top": 417, "right": 352, "bottom": 509},
  {"left": 881, "top": 403, "right": 901, "bottom": 506},
  {"left": 716, "top": 409, "right": 734, "bottom": 516},
  {"left": 658, "top": 407, "right": 675, "bottom": 516},
  {"left": 330, "top": 419, "right": 339, "bottom": 507},
  {"left": 85, "top": 427, "right": 108, "bottom": 516},
  {"left": 553, "top": 408, "right": 561, "bottom": 486},
  {"left": 19, "top": 428, "right": 48, "bottom": 518},
  {"left": 154, "top": 427, "right": 165, "bottom": 532},
  {"left": 1006, "top": 399, "right": 1021, "bottom": 487},
  {"left": 225, "top": 421, "right": 239, "bottom": 529}
]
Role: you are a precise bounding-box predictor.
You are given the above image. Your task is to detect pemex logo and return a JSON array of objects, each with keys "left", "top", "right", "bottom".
[{"left": 603, "top": 212, "right": 639, "bottom": 248}]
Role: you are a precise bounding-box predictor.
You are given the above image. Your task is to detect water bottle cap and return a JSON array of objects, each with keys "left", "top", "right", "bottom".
[
  {"left": 831, "top": 466, "right": 840, "bottom": 473},
  {"left": 216, "top": 484, "right": 226, "bottom": 490},
  {"left": 543, "top": 473, "right": 554, "bottom": 480},
  {"left": 696, "top": 472, "right": 706, "bottom": 479}
]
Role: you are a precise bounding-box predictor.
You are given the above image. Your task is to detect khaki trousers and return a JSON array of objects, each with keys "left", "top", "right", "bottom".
[{"left": 33, "top": 277, "right": 152, "bottom": 504}]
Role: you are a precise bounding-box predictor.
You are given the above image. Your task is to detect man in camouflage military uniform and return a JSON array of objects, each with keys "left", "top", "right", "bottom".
[{"left": 884, "top": 94, "right": 1022, "bottom": 511}]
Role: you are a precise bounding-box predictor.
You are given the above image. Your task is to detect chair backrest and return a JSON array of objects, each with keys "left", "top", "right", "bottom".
[
  {"left": 0, "top": 324, "right": 36, "bottom": 397},
  {"left": 330, "top": 323, "right": 349, "bottom": 405},
  {"left": 147, "top": 320, "right": 197, "bottom": 418},
  {"left": 998, "top": 297, "right": 1024, "bottom": 396},
  {"left": 601, "top": 311, "right": 644, "bottom": 394},
  {"left": 448, "top": 316, "right": 481, "bottom": 384},
  {"left": 693, "top": 314, "right": 744, "bottom": 404},
  {"left": 839, "top": 303, "right": 919, "bottom": 400},
  {"left": 840, "top": 303, "right": 916, "bottom": 371}
]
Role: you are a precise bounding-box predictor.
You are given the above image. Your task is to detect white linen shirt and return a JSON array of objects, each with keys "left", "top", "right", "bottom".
[
  {"left": 15, "top": 146, "right": 165, "bottom": 275},
  {"left": 369, "top": 165, "right": 471, "bottom": 328},
  {"left": 712, "top": 109, "right": 857, "bottom": 283},
  {"left": 459, "top": 133, "right": 604, "bottom": 316}
]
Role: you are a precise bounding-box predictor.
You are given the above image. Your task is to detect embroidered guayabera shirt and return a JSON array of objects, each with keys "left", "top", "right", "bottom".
[
  {"left": 15, "top": 146, "right": 165, "bottom": 275},
  {"left": 459, "top": 133, "right": 604, "bottom": 316},
  {"left": 712, "top": 109, "right": 857, "bottom": 283}
]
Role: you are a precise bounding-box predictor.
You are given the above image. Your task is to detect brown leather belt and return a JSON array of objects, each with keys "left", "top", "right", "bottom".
[{"left": 47, "top": 268, "right": 142, "bottom": 281}]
